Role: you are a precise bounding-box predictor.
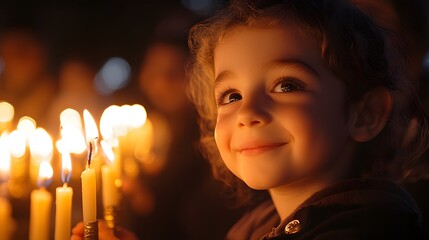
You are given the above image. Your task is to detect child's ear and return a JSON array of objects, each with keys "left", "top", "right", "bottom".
[{"left": 348, "top": 87, "right": 392, "bottom": 142}]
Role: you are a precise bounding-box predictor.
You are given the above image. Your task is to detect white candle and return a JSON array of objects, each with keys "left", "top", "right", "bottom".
[
  {"left": 30, "top": 189, "right": 52, "bottom": 240},
  {"left": 29, "top": 161, "right": 53, "bottom": 240},
  {"left": 55, "top": 150, "right": 73, "bottom": 240},
  {"left": 0, "top": 132, "right": 14, "bottom": 240},
  {"left": 101, "top": 141, "right": 120, "bottom": 208},
  {"left": 81, "top": 168, "right": 96, "bottom": 222},
  {"left": 101, "top": 165, "right": 120, "bottom": 208},
  {"left": 82, "top": 109, "right": 99, "bottom": 223},
  {"left": 55, "top": 185, "right": 73, "bottom": 240}
]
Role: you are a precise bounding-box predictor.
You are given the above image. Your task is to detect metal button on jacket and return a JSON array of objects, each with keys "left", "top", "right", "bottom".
[{"left": 284, "top": 219, "right": 301, "bottom": 234}]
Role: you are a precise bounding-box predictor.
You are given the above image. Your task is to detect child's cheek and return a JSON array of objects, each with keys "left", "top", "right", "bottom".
[{"left": 214, "top": 112, "right": 239, "bottom": 176}]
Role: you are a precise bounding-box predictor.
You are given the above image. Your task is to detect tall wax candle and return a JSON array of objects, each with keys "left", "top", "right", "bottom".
[
  {"left": 55, "top": 185, "right": 73, "bottom": 240},
  {"left": 29, "top": 161, "right": 53, "bottom": 240},
  {"left": 82, "top": 109, "right": 99, "bottom": 224},
  {"left": 0, "top": 197, "right": 12, "bottom": 240},
  {"left": 55, "top": 150, "right": 73, "bottom": 240},
  {"left": 101, "top": 141, "right": 120, "bottom": 208},
  {"left": 101, "top": 165, "right": 120, "bottom": 208},
  {"left": 81, "top": 167, "right": 97, "bottom": 222},
  {"left": 30, "top": 189, "right": 52, "bottom": 240}
]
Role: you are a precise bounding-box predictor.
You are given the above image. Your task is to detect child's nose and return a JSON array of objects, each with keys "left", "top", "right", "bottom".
[{"left": 236, "top": 94, "right": 271, "bottom": 128}]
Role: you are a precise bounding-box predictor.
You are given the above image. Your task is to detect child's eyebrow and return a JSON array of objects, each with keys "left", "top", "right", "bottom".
[
  {"left": 266, "top": 58, "right": 320, "bottom": 77},
  {"left": 214, "top": 70, "right": 233, "bottom": 87}
]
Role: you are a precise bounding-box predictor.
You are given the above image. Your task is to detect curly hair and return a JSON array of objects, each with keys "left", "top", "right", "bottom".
[{"left": 187, "top": 0, "right": 429, "bottom": 205}]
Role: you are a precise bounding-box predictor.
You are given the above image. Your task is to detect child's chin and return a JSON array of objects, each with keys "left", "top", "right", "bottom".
[{"left": 243, "top": 177, "right": 284, "bottom": 191}]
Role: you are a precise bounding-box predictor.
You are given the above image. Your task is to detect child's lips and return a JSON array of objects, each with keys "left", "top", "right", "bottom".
[{"left": 236, "top": 141, "right": 287, "bottom": 156}]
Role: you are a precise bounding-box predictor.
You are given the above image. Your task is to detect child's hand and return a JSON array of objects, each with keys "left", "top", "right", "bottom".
[{"left": 71, "top": 220, "right": 138, "bottom": 240}]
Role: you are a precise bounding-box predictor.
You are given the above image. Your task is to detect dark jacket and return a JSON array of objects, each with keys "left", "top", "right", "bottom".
[{"left": 227, "top": 178, "right": 429, "bottom": 240}]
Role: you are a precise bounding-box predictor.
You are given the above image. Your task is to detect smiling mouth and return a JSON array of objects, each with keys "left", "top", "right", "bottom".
[{"left": 238, "top": 143, "right": 286, "bottom": 157}]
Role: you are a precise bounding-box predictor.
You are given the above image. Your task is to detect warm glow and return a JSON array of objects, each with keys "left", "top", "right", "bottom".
[
  {"left": 83, "top": 109, "right": 99, "bottom": 143},
  {"left": 100, "top": 140, "right": 115, "bottom": 164},
  {"left": 38, "top": 161, "right": 53, "bottom": 188},
  {"left": 61, "top": 150, "right": 72, "bottom": 183},
  {"left": 29, "top": 128, "right": 53, "bottom": 162},
  {"left": 60, "top": 126, "right": 86, "bottom": 154},
  {"left": 0, "top": 132, "right": 11, "bottom": 176},
  {"left": 100, "top": 105, "right": 119, "bottom": 141},
  {"left": 130, "top": 104, "right": 147, "bottom": 128},
  {"left": 0, "top": 102, "right": 14, "bottom": 123},
  {"left": 8, "top": 130, "right": 26, "bottom": 158},
  {"left": 60, "top": 108, "right": 82, "bottom": 130},
  {"left": 56, "top": 139, "right": 66, "bottom": 154},
  {"left": 17, "top": 117, "right": 36, "bottom": 140}
]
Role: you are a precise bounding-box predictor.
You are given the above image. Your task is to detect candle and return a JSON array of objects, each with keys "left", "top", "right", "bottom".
[
  {"left": 29, "top": 161, "right": 53, "bottom": 240},
  {"left": 0, "top": 133, "right": 14, "bottom": 240},
  {"left": 101, "top": 141, "right": 120, "bottom": 208},
  {"left": 55, "top": 150, "right": 73, "bottom": 240},
  {"left": 0, "top": 197, "right": 12, "bottom": 240},
  {"left": 0, "top": 102, "right": 14, "bottom": 133},
  {"left": 81, "top": 110, "right": 98, "bottom": 223}
]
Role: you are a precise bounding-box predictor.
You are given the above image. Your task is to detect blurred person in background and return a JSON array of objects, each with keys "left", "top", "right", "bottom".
[
  {"left": 119, "top": 11, "right": 244, "bottom": 240},
  {"left": 46, "top": 57, "right": 104, "bottom": 137},
  {"left": 356, "top": 0, "right": 429, "bottom": 229},
  {"left": 0, "top": 28, "right": 55, "bottom": 128}
]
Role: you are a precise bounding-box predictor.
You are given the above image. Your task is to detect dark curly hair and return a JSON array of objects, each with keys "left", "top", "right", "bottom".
[{"left": 187, "top": 0, "right": 429, "bottom": 206}]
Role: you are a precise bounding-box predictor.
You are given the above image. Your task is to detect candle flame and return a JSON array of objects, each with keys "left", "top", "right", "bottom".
[
  {"left": 130, "top": 104, "right": 147, "bottom": 128},
  {"left": 83, "top": 110, "right": 99, "bottom": 166},
  {"left": 60, "top": 126, "right": 86, "bottom": 154},
  {"left": 8, "top": 130, "right": 26, "bottom": 158},
  {"left": 61, "top": 150, "right": 72, "bottom": 184},
  {"left": 37, "top": 161, "right": 53, "bottom": 188},
  {"left": 17, "top": 116, "right": 36, "bottom": 142},
  {"left": 60, "top": 108, "right": 83, "bottom": 130},
  {"left": 100, "top": 105, "right": 120, "bottom": 141},
  {"left": 100, "top": 140, "right": 114, "bottom": 164},
  {"left": 29, "top": 128, "right": 53, "bottom": 163},
  {"left": 0, "top": 102, "right": 14, "bottom": 123},
  {"left": 0, "top": 132, "right": 11, "bottom": 180}
]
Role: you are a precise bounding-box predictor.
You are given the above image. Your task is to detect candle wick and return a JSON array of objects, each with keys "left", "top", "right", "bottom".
[
  {"left": 63, "top": 183, "right": 68, "bottom": 188},
  {"left": 88, "top": 141, "right": 93, "bottom": 168}
]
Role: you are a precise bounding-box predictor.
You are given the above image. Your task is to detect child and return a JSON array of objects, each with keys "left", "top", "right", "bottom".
[
  {"left": 71, "top": 0, "right": 429, "bottom": 239},
  {"left": 186, "top": 0, "right": 429, "bottom": 239}
]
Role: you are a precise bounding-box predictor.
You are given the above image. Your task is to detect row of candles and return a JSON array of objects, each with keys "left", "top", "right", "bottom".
[{"left": 0, "top": 101, "right": 148, "bottom": 240}]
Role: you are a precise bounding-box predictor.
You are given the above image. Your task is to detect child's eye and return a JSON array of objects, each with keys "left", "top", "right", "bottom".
[
  {"left": 272, "top": 78, "right": 304, "bottom": 93},
  {"left": 216, "top": 89, "right": 242, "bottom": 106}
]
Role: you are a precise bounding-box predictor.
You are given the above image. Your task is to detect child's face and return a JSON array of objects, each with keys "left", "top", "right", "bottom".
[{"left": 213, "top": 25, "right": 353, "bottom": 190}]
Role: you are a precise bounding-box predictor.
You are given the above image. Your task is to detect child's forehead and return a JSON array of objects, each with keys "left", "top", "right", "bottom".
[
  {"left": 212, "top": 25, "right": 332, "bottom": 88},
  {"left": 214, "top": 25, "right": 321, "bottom": 67}
]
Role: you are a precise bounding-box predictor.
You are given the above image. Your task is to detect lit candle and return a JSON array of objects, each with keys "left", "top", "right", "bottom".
[
  {"left": 101, "top": 141, "right": 120, "bottom": 208},
  {"left": 29, "top": 161, "right": 53, "bottom": 240},
  {"left": 0, "top": 132, "right": 13, "bottom": 240},
  {"left": 81, "top": 110, "right": 98, "bottom": 223},
  {"left": 0, "top": 102, "right": 14, "bottom": 132},
  {"left": 55, "top": 150, "right": 73, "bottom": 240}
]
